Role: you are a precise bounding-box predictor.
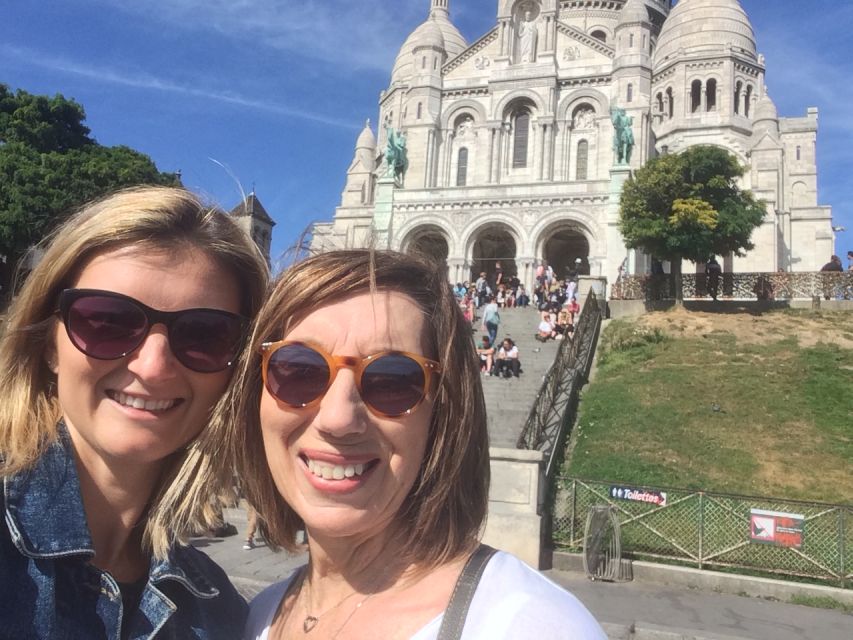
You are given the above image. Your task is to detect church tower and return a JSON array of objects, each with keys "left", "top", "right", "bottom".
[
  {"left": 341, "top": 120, "right": 378, "bottom": 207},
  {"left": 613, "top": 0, "right": 653, "bottom": 166},
  {"left": 229, "top": 191, "right": 275, "bottom": 265}
]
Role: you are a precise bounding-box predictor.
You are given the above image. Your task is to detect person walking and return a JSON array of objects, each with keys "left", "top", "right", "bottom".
[
  {"left": 705, "top": 257, "right": 722, "bottom": 301},
  {"left": 481, "top": 295, "right": 501, "bottom": 347}
]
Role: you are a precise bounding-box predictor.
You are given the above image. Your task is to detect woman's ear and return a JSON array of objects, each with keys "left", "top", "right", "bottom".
[{"left": 45, "top": 340, "right": 59, "bottom": 375}]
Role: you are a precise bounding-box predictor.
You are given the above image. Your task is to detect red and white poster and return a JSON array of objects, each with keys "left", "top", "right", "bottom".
[{"left": 749, "top": 509, "right": 804, "bottom": 549}]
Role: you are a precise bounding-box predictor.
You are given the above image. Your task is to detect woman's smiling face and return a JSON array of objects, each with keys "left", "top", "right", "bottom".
[
  {"left": 258, "top": 290, "right": 434, "bottom": 543},
  {"left": 50, "top": 244, "right": 241, "bottom": 473}
]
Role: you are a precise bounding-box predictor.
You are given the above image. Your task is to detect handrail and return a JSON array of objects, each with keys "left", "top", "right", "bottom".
[{"left": 517, "top": 289, "right": 603, "bottom": 478}]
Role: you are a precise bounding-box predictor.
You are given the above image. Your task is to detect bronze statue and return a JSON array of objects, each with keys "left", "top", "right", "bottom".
[
  {"left": 384, "top": 126, "right": 409, "bottom": 183},
  {"left": 610, "top": 107, "right": 635, "bottom": 165}
]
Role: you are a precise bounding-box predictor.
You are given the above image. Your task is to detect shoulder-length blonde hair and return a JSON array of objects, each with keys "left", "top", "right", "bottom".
[
  {"left": 0, "top": 186, "right": 269, "bottom": 558},
  {"left": 231, "top": 249, "right": 490, "bottom": 568}
]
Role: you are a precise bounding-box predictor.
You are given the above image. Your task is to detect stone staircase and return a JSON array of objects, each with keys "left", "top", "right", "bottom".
[{"left": 474, "top": 307, "right": 562, "bottom": 448}]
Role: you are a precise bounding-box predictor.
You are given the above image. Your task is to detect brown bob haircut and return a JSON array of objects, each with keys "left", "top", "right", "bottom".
[{"left": 232, "top": 249, "right": 490, "bottom": 568}]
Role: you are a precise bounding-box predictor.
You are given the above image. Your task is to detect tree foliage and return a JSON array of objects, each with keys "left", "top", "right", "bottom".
[
  {"left": 0, "top": 83, "right": 178, "bottom": 292},
  {"left": 618, "top": 145, "right": 766, "bottom": 267}
]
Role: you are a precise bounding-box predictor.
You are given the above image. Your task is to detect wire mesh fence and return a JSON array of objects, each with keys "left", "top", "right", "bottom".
[{"left": 554, "top": 477, "right": 852, "bottom": 587}]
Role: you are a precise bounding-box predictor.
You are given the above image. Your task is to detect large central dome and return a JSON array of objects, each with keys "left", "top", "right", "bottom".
[{"left": 654, "top": 0, "right": 756, "bottom": 67}]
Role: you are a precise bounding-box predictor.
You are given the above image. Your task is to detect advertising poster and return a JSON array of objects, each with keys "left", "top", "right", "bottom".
[{"left": 749, "top": 509, "right": 804, "bottom": 549}]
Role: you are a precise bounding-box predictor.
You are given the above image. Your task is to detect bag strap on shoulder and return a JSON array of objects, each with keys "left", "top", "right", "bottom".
[{"left": 436, "top": 544, "right": 498, "bottom": 640}]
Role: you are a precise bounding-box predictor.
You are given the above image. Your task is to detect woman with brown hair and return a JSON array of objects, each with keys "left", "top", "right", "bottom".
[
  {"left": 0, "top": 187, "right": 268, "bottom": 638},
  {"left": 234, "top": 249, "right": 605, "bottom": 639}
]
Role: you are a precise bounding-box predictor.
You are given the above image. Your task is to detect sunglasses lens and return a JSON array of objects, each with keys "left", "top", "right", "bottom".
[
  {"left": 171, "top": 311, "right": 245, "bottom": 373},
  {"left": 266, "top": 344, "right": 330, "bottom": 406},
  {"left": 362, "top": 354, "right": 426, "bottom": 416},
  {"left": 66, "top": 295, "right": 147, "bottom": 359}
]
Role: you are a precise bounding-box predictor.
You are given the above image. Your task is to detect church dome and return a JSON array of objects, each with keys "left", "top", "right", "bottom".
[
  {"left": 356, "top": 120, "right": 376, "bottom": 150},
  {"left": 619, "top": 0, "right": 650, "bottom": 25},
  {"left": 654, "top": 0, "right": 756, "bottom": 67},
  {"left": 753, "top": 93, "right": 778, "bottom": 123},
  {"left": 390, "top": 11, "right": 467, "bottom": 84}
]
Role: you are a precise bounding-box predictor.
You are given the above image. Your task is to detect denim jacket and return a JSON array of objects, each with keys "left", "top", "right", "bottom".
[{"left": 0, "top": 429, "right": 247, "bottom": 639}]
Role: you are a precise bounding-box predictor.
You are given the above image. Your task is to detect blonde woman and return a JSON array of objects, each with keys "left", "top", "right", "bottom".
[{"left": 0, "top": 187, "right": 268, "bottom": 638}]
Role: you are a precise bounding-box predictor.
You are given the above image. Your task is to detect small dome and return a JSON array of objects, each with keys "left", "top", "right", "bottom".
[
  {"left": 620, "top": 0, "right": 649, "bottom": 25},
  {"left": 409, "top": 17, "right": 445, "bottom": 50},
  {"left": 753, "top": 93, "right": 778, "bottom": 123},
  {"left": 390, "top": 12, "right": 467, "bottom": 84},
  {"left": 654, "top": 0, "right": 757, "bottom": 67},
  {"left": 356, "top": 120, "right": 377, "bottom": 150}
]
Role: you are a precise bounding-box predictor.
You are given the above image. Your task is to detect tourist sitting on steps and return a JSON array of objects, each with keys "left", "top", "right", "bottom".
[
  {"left": 536, "top": 310, "right": 556, "bottom": 342},
  {"left": 476, "top": 335, "right": 495, "bottom": 375},
  {"left": 495, "top": 337, "right": 521, "bottom": 378}
]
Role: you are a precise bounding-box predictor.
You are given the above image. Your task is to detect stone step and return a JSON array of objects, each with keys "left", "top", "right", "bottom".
[{"left": 470, "top": 307, "right": 563, "bottom": 447}]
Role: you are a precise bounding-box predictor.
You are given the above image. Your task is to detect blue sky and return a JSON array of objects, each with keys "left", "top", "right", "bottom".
[{"left": 2, "top": 0, "right": 851, "bottom": 268}]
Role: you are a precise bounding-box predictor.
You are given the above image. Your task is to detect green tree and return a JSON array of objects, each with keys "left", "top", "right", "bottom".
[
  {"left": 0, "top": 84, "right": 178, "bottom": 297},
  {"left": 618, "top": 145, "right": 766, "bottom": 301}
]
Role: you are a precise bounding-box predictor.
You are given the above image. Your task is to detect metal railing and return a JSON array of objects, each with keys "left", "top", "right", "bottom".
[
  {"left": 516, "top": 290, "right": 603, "bottom": 477},
  {"left": 554, "top": 477, "right": 853, "bottom": 587},
  {"left": 611, "top": 271, "right": 853, "bottom": 301}
]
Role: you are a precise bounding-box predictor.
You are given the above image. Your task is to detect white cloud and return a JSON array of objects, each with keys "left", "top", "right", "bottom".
[
  {"left": 0, "top": 44, "right": 360, "bottom": 130},
  {"left": 84, "top": 0, "right": 424, "bottom": 71}
]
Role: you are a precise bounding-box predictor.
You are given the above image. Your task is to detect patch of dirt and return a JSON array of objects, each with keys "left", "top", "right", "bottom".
[{"left": 634, "top": 307, "right": 853, "bottom": 349}]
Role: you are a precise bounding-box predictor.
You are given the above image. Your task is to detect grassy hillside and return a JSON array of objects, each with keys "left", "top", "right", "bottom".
[{"left": 564, "top": 309, "right": 853, "bottom": 504}]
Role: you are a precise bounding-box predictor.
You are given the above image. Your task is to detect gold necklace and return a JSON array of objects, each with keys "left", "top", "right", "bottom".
[
  {"left": 299, "top": 564, "right": 392, "bottom": 635},
  {"left": 298, "top": 568, "right": 364, "bottom": 633}
]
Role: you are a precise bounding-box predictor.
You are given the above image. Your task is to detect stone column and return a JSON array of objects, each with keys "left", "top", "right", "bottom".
[
  {"left": 444, "top": 131, "right": 455, "bottom": 186},
  {"left": 425, "top": 129, "right": 435, "bottom": 188},
  {"left": 372, "top": 175, "right": 397, "bottom": 250}
]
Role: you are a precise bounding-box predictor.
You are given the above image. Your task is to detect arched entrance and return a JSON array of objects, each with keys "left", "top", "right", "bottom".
[
  {"left": 470, "top": 225, "right": 517, "bottom": 285},
  {"left": 405, "top": 227, "right": 450, "bottom": 265},
  {"left": 543, "top": 227, "right": 590, "bottom": 280}
]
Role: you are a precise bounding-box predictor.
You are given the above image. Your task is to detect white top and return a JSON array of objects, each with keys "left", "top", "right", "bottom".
[
  {"left": 498, "top": 345, "right": 519, "bottom": 359},
  {"left": 244, "top": 551, "right": 606, "bottom": 639}
]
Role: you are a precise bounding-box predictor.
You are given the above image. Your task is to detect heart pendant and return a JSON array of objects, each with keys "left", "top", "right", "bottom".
[{"left": 303, "top": 616, "right": 319, "bottom": 633}]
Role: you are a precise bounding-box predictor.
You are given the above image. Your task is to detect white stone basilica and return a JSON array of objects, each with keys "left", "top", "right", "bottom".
[{"left": 312, "top": 0, "right": 833, "bottom": 292}]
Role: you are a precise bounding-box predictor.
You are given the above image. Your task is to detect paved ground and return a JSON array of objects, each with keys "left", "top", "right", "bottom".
[{"left": 193, "top": 507, "right": 852, "bottom": 639}]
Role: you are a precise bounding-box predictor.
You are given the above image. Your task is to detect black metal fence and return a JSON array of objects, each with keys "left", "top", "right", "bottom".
[
  {"left": 554, "top": 477, "right": 853, "bottom": 587},
  {"left": 517, "top": 291, "right": 603, "bottom": 477},
  {"left": 612, "top": 271, "right": 853, "bottom": 301}
]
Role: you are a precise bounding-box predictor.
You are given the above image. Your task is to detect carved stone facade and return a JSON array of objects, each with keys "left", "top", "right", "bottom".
[{"left": 312, "top": 0, "right": 833, "bottom": 294}]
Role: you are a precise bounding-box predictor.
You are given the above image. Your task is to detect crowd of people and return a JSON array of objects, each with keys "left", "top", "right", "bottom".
[{"left": 459, "top": 260, "right": 585, "bottom": 379}]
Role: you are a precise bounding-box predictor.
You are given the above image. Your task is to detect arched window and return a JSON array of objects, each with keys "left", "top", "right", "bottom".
[
  {"left": 422, "top": 56, "right": 427, "bottom": 69},
  {"left": 666, "top": 88, "right": 674, "bottom": 118},
  {"left": 691, "top": 79, "right": 702, "bottom": 113},
  {"left": 576, "top": 140, "right": 589, "bottom": 181},
  {"left": 512, "top": 110, "right": 530, "bottom": 168},
  {"left": 796, "top": 145, "right": 802, "bottom": 161},
  {"left": 734, "top": 81, "right": 742, "bottom": 114},
  {"left": 417, "top": 102, "right": 423, "bottom": 120},
  {"left": 629, "top": 33, "right": 634, "bottom": 48},
  {"left": 656, "top": 92, "right": 664, "bottom": 115},
  {"left": 456, "top": 147, "right": 469, "bottom": 186},
  {"left": 434, "top": 57, "right": 438, "bottom": 70},
  {"left": 591, "top": 30, "right": 607, "bottom": 42},
  {"left": 706, "top": 79, "right": 717, "bottom": 111},
  {"left": 745, "top": 85, "right": 753, "bottom": 117},
  {"left": 627, "top": 83, "right": 634, "bottom": 103}
]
